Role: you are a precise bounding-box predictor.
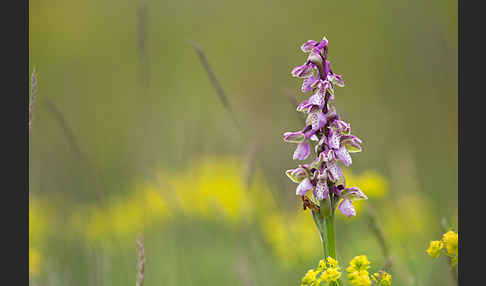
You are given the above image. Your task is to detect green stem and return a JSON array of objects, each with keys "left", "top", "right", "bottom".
[
  {"left": 320, "top": 197, "right": 341, "bottom": 286},
  {"left": 324, "top": 213, "right": 336, "bottom": 259},
  {"left": 311, "top": 197, "right": 340, "bottom": 286},
  {"left": 311, "top": 210, "right": 328, "bottom": 258}
]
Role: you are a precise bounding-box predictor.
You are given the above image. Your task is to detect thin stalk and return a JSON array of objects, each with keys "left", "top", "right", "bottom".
[
  {"left": 311, "top": 210, "right": 328, "bottom": 258},
  {"left": 319, "top": 196, "right": 341, "bottom": 286},
  {"left": 324, "top": 214, "right": 336, "bottom": 259}
]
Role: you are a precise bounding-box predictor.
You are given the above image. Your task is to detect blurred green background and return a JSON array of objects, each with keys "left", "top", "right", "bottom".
[{"left": 29, "top": 0, "right": 457, "bottom": 285}]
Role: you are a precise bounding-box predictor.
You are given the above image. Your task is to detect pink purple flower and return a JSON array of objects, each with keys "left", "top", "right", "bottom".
[{"left": 283, "top": 35, "right": 366, "bottom": 218}]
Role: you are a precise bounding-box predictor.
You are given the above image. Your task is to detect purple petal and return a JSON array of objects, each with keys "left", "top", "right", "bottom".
[
  {"left": 296, "top": 100, "right": 311, "bottom": 113},
  {"left": 326, "top": 161, "right": 344, "bottom": 184},
  {"left": 309, "top": 92, "right": 326, "bottom": 110},
  {"left": 308, "top": 110, "right": 327, "bottom": 131},
  {"left": 328, "top": 129, "right": 341, "bottom": 150},
  {"left": 341, "top": 135, "right": 362, "bottom": 153},
  {"left": 331, "top": 120, "right": 351, "bottom": 135},
  {"left": 314, "top": 179, "right": 330, "bottom": 200},
  {"left": 293, "top": 141, "right": 310, "bottom": 160},
  {"left": 296, "top": 178, "right": 314, "bottom": 196},
  {"left": 340, "top": 187, "right": 368, "bottom": 201},
  {"left": 301, "top": 75, "right": 318, "bottom": 93},
  {"left": 301, "top": 40, "right": 318, "bottom": 53},
  {"left": 285, "top": 167, "right": 308, "bottom": 183},
  {"left": 291, "top": 63, "right": 314, "bottom": 78},
  {"left": 319, "top": 146, "right": 335, "bottom": 162},
  {"left": 316, "top": 80, "right": 330, "bottom": 97},
  {"left": 284, "top": 131, "right": 305, "bottom": 143},
  {"left": 330, "top": 73, "right": 344, "bottom": 87},
  {"left": 335, "top": 145, "right": 352, "bottom": 167},
  {"left": 338, "top": 199, "right": 356, "bottom": 218},
  {"left": 314, "top": 37, "right": 328, "bottom": 53}
]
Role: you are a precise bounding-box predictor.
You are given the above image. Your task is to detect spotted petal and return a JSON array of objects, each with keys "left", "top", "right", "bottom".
[
  {"left": 293, "top": 141, "right": 310, "bottom": 160},
  {"left": 328, "top": 129, "right": 341, "bottom": 150},
  {"left": 302, "top": 75, "right": 318, "bottom": 93},
  {"left": 326, "top": 161, "right": 344, "bottom": 185},
  {"left": 296, "top": 178, "right": 314, "bottom": 196},
  {"left": 335, "top": 145, "right": 352, "bottom": 167},
  {"left": 307, "top": 110, "right": 327, "bottom": 131},
  {"left": 331, "top": 120, "right": 351, "bottom": 135},
  {"left": 338, "top": 198, "right": 356, "bottom": 218},
  {"left": 309, "top": 91, "right": 326, "bottom": 110},
  {"left": 314, "top": 179, "right": 330, "bottom": 200}
]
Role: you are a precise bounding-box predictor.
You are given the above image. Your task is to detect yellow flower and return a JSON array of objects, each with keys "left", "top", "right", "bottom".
[
  {"left": 442, "top": 231, "right": 458, "bottom": 256},
  {"left": 321, "top": 267, "right": 342, "bottom": 284},
  {"left": 348, "top": 255, "right": 371, "bottom": 271},
  {"left": 317, "top": 259, "right": 327, "bottom": 271},
  {"left": 347, "top": 270, "right": 371, "bottom": 286},
  {"left": 372, "top": 271, "right": 392, "bottom": 286},
  {"left": 347, "top": 269, "right": 367, "bottom": 279},
  {"left": 302, "top": 269, "right": 320, "bottom": 285},
  {"left": 426, "top": 240, "right": 444, "bottom": 258},
  {"left": 326, "top": 257, "right": 339, "bottom": 268}
]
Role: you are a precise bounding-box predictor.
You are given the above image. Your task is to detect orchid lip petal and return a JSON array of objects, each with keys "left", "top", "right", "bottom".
[
  {"left": 326, "top": 161, "right": 344, "bottom": 185},
  {"left": 335, "top": 145, "right": 352, "bottom": 167},
  {"left": 301, "top": 75, "right": 318, "bottom": 93},
  {"left": 307, "top": 110, "right": 327, "bottom": 131},
  {"left": 338, "top": 198, "right": 356, "bottom": 218},
  {"left": 314, "top": 179, "right": 330, "bottom": 200},
  {"left": 293, "top": 141, "right": 310, "bottom": 160},
  {"left": 296, "top": 177, "right": 314, "bottom": 196},
  {"left": 328, "top": 129, "right": 341, "bottom": 150}
]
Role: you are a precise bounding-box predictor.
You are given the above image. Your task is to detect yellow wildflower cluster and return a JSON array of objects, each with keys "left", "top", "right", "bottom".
[
  {"left": 346, "top": 255, "right": 371, "bottom": 286},
  {"left": 162, "top": 156, "right": 276, "bottom": 224},
  {"left": 372, "top": 271, "right": 392, "bottom": 286},
  {"left": 29, "top": 156, "right": 391, "bottom": 270},
  {"left": 346, "top": 255, "right": 391, "bottom": 286},
  {"left": 426, "top": 230, "right": 458, "bottom": 266},
  {"left": 70, "top": 185, "right": 172, "bottom": 243},
  {"left": 442, "top": 231, "right": 458, "bottom": 256},
  {"left": 300, "top": 257, "right": 342, "bottom": 286},
  {"left": 426, "top": 240, "right": 444, "bottom": 258}
]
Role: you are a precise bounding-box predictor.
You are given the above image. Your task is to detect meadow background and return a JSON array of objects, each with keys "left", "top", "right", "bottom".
[{"left": 29, "top": 0, "right": 458, "bottom": 285}]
